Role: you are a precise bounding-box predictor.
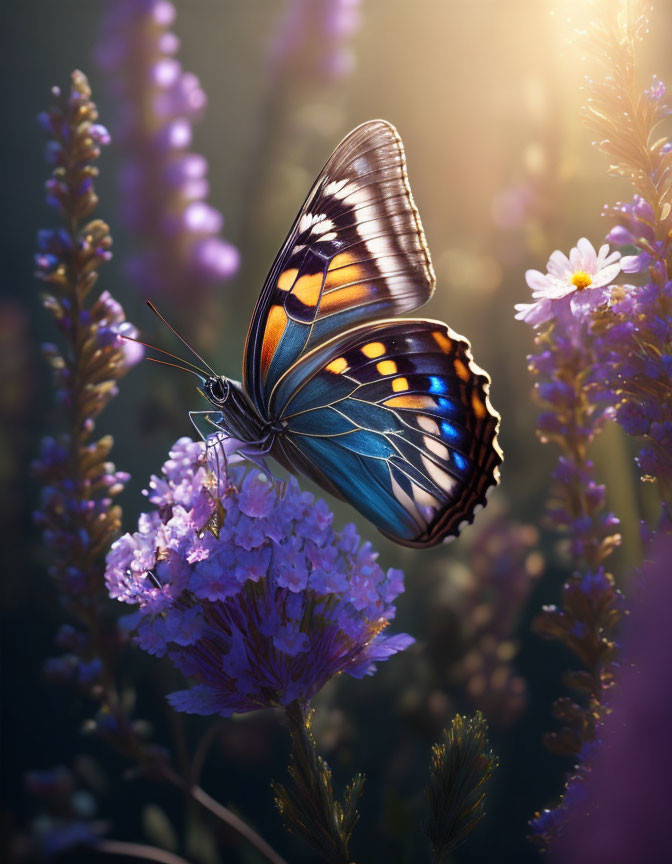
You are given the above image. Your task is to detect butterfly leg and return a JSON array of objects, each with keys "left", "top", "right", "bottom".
[
  {"left": 188, "top": 410, "right": 278, "bottom": 482},
  {"left": 188, "top": 409, "right": 225, "bottom": 443},
  {"left": 188, "top": 409, "right": 229, "bottom": 494}
]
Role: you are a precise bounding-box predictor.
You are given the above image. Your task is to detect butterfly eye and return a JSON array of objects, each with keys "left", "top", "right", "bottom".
[{"left": 206, "top": 377, "right": 228, "bottom": 404}]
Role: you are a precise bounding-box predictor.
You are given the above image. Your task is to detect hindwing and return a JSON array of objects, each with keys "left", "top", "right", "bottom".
[{"left": 268, "top": 320, "right": 502, "bottom": 547}]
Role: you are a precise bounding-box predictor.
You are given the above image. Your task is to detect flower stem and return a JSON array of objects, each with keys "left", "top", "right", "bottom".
[
  {"left": 94, "top": 839, "right": 191, "bottom": 864},
  {"left": 192, "top": 784, "right": 288, "bottom": 864},
  {"left": 158, "top": 765, "right": 288, "bottom": 864}
]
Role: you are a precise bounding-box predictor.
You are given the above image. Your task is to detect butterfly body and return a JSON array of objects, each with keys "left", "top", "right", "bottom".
[
  {"left": 203, "top": 376, "right": 272, "bottom": 445},
  {"left": 200, "top": 120, "right": 502, "bottom": 548}
]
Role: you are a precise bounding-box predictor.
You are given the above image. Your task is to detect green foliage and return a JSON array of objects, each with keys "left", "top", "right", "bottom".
[
  {"left": 272, "top": 701, "right": 364, "bottom": 864},
  {"left": 424, "top": 712, "right": 497, "bottom": 862}
]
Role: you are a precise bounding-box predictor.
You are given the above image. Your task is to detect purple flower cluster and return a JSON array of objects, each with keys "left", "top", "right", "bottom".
[
  {"left": 589, "top": 277, "right": 672, "bottom": 495},
  {"left": 33, "top": 71, "right": 141, "bottom": 611},
  {"left": 105, "top": 438, "right": 413, "bottom": 717},
  {"left": 523, "top": 306, "right": 621, "bottom": 571},
  {"left": 516, "top": 238, "right": 624, "bottom": 852},
  {"left": 528, "top": 741, "right": 594, "bottom": 852},
  {"left": 519, "top": 284, "right": 624, "bottom": 850},
  {"left": 604, "top": 195, "right": 665, "bottom": 277},
  {"left": 269, "top": 0, "right": 362, "bottom": 83},
  {"left": 581, "top": 34, "right": 672, "bottom": 512},
  {"left": 520, "top": 8, "right": 671, "bottom": 848},
  {"left": 96, "top": 0, "right": 239, "bottom": 312},
  {"left": 588, "top": 190, "right": 672, "bottom": 503}
]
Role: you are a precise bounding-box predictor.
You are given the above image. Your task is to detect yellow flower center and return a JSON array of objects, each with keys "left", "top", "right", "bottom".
[{"left": 571, "top": 271, "right": 592, "bottom": 290}]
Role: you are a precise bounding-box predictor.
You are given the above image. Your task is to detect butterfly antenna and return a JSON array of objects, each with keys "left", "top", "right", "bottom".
[
  {"left": 121, "top": 334, "right": 210, "bottom": 378},
  {"left": 146, "top": 356, "right": 204, "bottom": 380},
  {"left": 146, "top": 300, "right": 217, "bottom": 377}
]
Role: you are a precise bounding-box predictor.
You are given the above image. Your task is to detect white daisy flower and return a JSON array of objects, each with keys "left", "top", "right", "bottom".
[{"left": 514, "top": 238, "right": 622, "bottom": 327}]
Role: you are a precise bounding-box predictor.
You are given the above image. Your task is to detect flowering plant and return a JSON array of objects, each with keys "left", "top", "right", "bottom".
[
  {"left": 515, "top": 237, "right": 623, "bottom": 328},
  {"left": 106, "top": 437, "right": 413, "bottom": 717},
  {"left": 516, "top": 1, "right": 672, "bottom": 854},
  {"left": 96, "top": 0, "right": 239, "bottom": 330},
  {"left": 33, "top": 69, "right": 141, "bottom": 639}
]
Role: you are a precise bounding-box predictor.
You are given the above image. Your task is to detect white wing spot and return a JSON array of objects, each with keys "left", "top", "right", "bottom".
[
  {"left": 411, "top": 483, "right": 439, "bottom": 521},
  {"left": 311, "top": 217, "right": 335, "bottom": 236},
  {"left": 424, "top": 435, "right": 449, "bottom": 461},
  {"left": 299, "top": 212, "right": 336, "bottom": 237},
  {"left": 390, "top": 470, "right": 425, "bottom": 530},
  {"left": 324, "top": 178, "right": 349, "bottom": 198},
  {"left": 421, "top": 456, "right": 456, "bottom": 494},
  {"left": 417, "top": 415, "right": 440, "bottom": 435}
]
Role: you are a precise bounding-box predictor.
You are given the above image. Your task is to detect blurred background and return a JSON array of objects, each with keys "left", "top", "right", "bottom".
[{"left": 2, "top": 1, "right": 671, "bottom": 862}]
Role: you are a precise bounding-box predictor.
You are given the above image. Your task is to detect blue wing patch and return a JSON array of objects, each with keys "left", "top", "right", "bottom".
[{"left": 269, "top": 319, "right": 502, "bottom": 547}]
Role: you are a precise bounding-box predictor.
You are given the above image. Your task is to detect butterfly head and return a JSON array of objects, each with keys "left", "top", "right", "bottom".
[{"left": 203, "top": 375, "right": 231, "bottom": 406}]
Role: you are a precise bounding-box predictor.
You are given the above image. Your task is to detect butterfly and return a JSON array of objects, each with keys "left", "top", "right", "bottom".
[{"left": 150, "top": 120, "right": 502, "bottom": 548}]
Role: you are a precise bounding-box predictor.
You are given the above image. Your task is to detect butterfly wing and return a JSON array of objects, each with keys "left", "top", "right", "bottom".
[
  {"left": 243, "top": 119, "right": 435, "bottom": 415},
  {"left": 268, "top": 319, "right": 502, "bottom": 547}
]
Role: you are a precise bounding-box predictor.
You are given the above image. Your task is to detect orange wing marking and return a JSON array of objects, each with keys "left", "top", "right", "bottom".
[
  {"left": 277, "top": 268, "right": 299, "bottom": 291},
  {"left": 324, "top": 252, "right": 365, "bottom": 290},
  {"left": 377, "top": 360, "right": 397, "bottom": 376},
  {"left": 432, "top": 331, "right": 452, "bottom": 353},
  {"left": 319, "top": 252, "right": 371, "bottom": 313},
  {"left": 471, "top": 392, "right": 487, "bottom": 419},
  {"left": 454, "top": 358, "right": 470, "bottom": 382},
  {"left": 392, "top": 377, "right": 409, "bottom": 392},
  {"left": 292, "top": 271, "right": 324, "bottom": 308},
  {"left": 320, "top": 283, "right": 372, "bottom": 313},
  {"left": 384, "top": 394, "right": 436, "bottom": 409},
  {"left": 261, "top": 305, "right": 287, "bottom": 378},
  {"left": 361, "top": 341, "right": 386, "bottom": 359},
  {"left": 326, "top": 357, "right": 348, "bottom": 374}
]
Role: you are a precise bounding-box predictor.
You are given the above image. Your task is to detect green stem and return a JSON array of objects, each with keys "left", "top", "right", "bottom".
[{"left": 276, "top": 702, "right": 361, "bottom": 864}]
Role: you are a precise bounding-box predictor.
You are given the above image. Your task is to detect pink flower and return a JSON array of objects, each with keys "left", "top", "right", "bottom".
[{"left": 515, "top": 238, "right": 622, "bottom": 327}]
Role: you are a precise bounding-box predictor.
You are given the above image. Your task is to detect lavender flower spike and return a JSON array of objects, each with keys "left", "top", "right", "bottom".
[
  {"left": 516, "top": 230, "right": 623, "bottom": 852},
  {"left": 96, "top": 1, "right": 239, "bottom": 314},
  {"left": 270, "top": 0, "right": 362, "bottom": 83},
  {"left": 34, "top": 70, "right": 141, "bottom": 612},
  {"left": 106, "top": 438, "right": 413, "bottom": 716}
]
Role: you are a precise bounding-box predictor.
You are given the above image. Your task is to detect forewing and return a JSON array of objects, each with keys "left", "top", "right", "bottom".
[
  {"left": 269, "top": 320, "right": 502, "bottom": 547},
  {"left": 243, "top": 120, "right": 435, "bottom": 415}
]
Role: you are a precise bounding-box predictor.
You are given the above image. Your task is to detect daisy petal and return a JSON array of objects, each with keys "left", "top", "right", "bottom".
[
  {"left": 599, "top": 247, "right": 621, "bottom": 268},
  {"left": 525, "top": 269, "right": 551, "bottom": 292},
  {"left": 595, "top": 243, "right": 617, "bottom": 267},
  {"left": 576, "top": 237, "right": 597, "bottom": 272},
  {"left": 591, "top": 261, "right": 622, "bottom": 287},
  {"left": 569, "top": 244, "right": 583, "bottom": 270},
  {"left": 514, "top": 299, "right": 552, "bottom": 327},
  {"left": 532, "top": 278, "right": 573, "bottom": 299},
  {"left": 546, "top": 250, "right": 571, "bottom": 278},
  {"left": 596, "top": 243, "right": 609, "bottom": 265}
]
